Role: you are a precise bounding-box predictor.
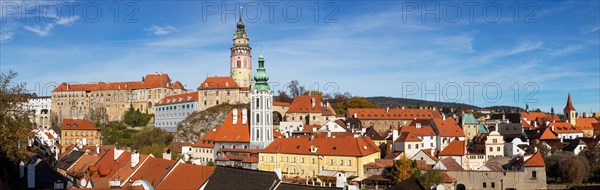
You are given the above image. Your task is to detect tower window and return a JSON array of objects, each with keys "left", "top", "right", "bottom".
[{"left": 237, "top": 60, "right": 241, "bottom": 68}]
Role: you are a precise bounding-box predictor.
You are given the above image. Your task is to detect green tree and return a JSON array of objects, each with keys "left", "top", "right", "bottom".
[
  {"left": 419, "top": 170, "right": 444, "bottom": 189},
  {"left": 131, "top": 127, "right": 172, "bottom": 149},
  {"left": 345, "top": 96, "right": 377, "bottom": 109},
  {"left": 0, "top": 71, "right": 35, "bottom": 189},
  {"left": 123, "top": 106, "right": 154, "bottom": 127},
  {"left": 390, "top": 154, "right": 418, "bottom": 184},
  {"left": 100, "top": 121, "right": 135, "bottom": 147},
  {"left": 139, "top": 143, "right": 166, "bottom": 158},
  {"left": 207, "top": 160, "right": 215, "bottom": 166}
]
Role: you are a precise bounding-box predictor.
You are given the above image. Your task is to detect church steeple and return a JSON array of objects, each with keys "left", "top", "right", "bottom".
[
  {"left": 564, "top": 93, "right": 577, "bottom": 125},
  {"left": 253, "top": 53, "right": 270, "bottom": 91}
]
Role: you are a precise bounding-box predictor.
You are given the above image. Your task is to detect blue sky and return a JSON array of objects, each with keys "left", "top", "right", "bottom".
[{"left": 1, "top": 0, "right": 599, "bottom": 113}]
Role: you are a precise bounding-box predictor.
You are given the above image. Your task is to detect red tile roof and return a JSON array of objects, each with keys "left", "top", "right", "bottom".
[
  {"left": 127, "top": 157, "right": 177, "bottom": 187},
  {"left": 438, "top": 140, "right": 465, "bottom": 156},
  {"left": 273, "top": 101, "right": 291, "bottom": 107},
  {"left": 399, "top": 119, "right": 436, "bottom": 136},
  {"left": 197, "top": 76, "right": 240, "bottom": 89},
  {"left": 564, "top": 94, "right": 576, "bottom": 111},
  {"left": 241, "top": 156, "right": 259, "bottom": 163},
  {"left": 548, "top": 122, "right": 582, "bottom": 134},
  {"left": 155, "top": 164, "right": 215, "bottom": 190},
  {"left": 433, "top": 118, "right": 465, "bottom": 137},
  {"left": 302, "top": 125, "right": 321, "bottom": 132},
  {"left": 262, "top": 136, "right": 380, "bottom": 157},
  {"left": 52, "top": 73, "right": 175, "bottom": 92},
  {"left": 67, "top": 154, "right": 101, "bottom": 178},
  {"left": 287, "top": 95, "right": 336, "bottom": 116},
  {"left": 212, "top": 109, "right": 250, "bottom": 143},
  {"left": 111, "top": 154, "right": 151, "bottom": 186},
  {"left": 576, "top": 118, "right": 599, "bottom": 130},
  {"left": 539, "top": 127, "right": 559, "bottom": 140},
  {"left": 172, "top": 81, "right": 185, "bottom": 89},
  {"left": 61, "top": 118, "right": 98, "bottom": 131},
  {"left": 521, "top": 112, "right": 560, "bottom": 123},
  {"left": 347, "top": 108, "right": 441, "bottom": 120},
  {"left": 193, "top": 130, "right": 216, "bottom": 148},
  {"left": 523, "top": 151, "right": 545, "bottom": 167},
  {"left": 156, "top": 92, "right": 198, "bottom": 106},
  {"left": 420, "top": 148, "right": 439, "bottom": 161},
  {"left": 396, "top": 132, "right": 422, "bottom": 142}
]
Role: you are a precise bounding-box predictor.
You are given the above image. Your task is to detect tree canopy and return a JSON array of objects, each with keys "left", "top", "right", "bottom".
[
  {"left": 390, "top": 154, "right": 418, "bottom": 184},
  {"left": 123, "top": 106, "right": 154, "bottom": 127}
]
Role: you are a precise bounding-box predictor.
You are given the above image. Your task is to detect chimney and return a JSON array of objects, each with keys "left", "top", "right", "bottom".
[
  {"left": 311, "top": 97, "right": 316, "bottom": 108},
  {"left": 534, "top": 121, "right": 538, "bottom": 128},
  {"left": 242, "top": 108, "right": 247, "bottom": 124},
  {"left": 131, "top": 150, "right": 140, "bottom": 168},
  {"left": 27, "top": 163, "right": 35, "bottom": 189},
  {"left": 430, "top": 149, "right": 435, "bottom": 157},
  {"left": 401, "top": 106, "right": 405, "bottom": 109},
  {"left": 442, "top": 115, "right": 446, "bottom": 121},
  {"left": 66, "top": 84, "right": 69, "bottom": 91},
  {"left": 312, "top": 127, "right": 317, "bottom": 132},
  {"left": 326, "top": 101, "right": 331, "bottom": 108},
  {"left": 353, "top": 113, "right": 357, "bottom": 118},
  {"left": 232, "top": 109, "right": 238, "bottom": 124},
  {"left": 392, "top": 130, "right": 399, "bottom": 142},
  {"left": 551, "top": 125, "right": 555, "bottom": 131},
  {"left": 416, "top": 123, "right": 422, "bottom": 129},
  {"left": 386, "top": 107, "right": 389, "bottom": 113},
  {"left": 19, "top": 161, "right": 25, "bottom": 178},
  {"left": 502, "top": 114, "right": 506, "bottom": 120},
  {"left": 327, "top": 131, "right": 331, "bottom": 138},
  {"left": 96, "top": 144, "right": 100, "bottom": 155}
]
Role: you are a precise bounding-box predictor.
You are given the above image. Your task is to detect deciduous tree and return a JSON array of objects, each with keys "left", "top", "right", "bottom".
[{"left": 391, "top": 154, "right": 418, "bottom": 184}]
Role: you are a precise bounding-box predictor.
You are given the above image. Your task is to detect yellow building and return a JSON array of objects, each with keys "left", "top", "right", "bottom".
[
  {"left": 258, "top": 136, "right": 380, "bottom": 178},
  {"left": 51, "top": 73, "right": 186, "bottom": 123},
  {"left": 60, "top": 118, "right": 101, "bottom": 148},
  {"left": 284, "top": 95, "right": 337, "bottom": 126}
]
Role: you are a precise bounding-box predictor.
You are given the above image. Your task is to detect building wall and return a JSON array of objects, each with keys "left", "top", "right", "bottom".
[
  {"left": 197, "top": 89, "right": 249, "bottom": 111},
  {"left": 393, "top": 141, "right": 420, "bottom": 158},
  {"left": 258, "top": 152, "right": 379, "bottom": 178},
  {"left": 61, "top": 129, "right": 101, "bottom": 147},
  {"left": 463, "top": 123, "right": 478, "bottom": 142},
  {"left": 190, "top": 146, "right": 215, "bottom": 165},
  {"left": 155, "top": 101, "right": 198, "bottom": 132},
  {"left": 447, "top": 167, "right": 547, "bottom": 190},
  {"left": 22, "top": 97, "right": 52, "bottom": 129},
  {"left": 284, "top": 112, "right": 334, "bottom": 126},
  {"left": 358, "top": 119, "right": 413, "bottom": 133},
  {"left": 464, "top": 154, "right": 486, "bottom": 170}
]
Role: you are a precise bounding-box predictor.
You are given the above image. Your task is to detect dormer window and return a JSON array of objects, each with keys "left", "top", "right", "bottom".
[
  {"left": 67, "top": 124, "right": 71, "bottom": 128},
  {"left": 225, "top": 82, "right": 229, "bottom": 87},
  {"left": 74, "top": 124, "right": 78, "bottom": 128},
  {"left": 205, "top": 83, "right": 208, "bottom": 87}
]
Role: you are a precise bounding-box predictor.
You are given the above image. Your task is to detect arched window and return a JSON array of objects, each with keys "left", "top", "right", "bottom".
[
  {"left": 256, "top": 128, "right": 260, "bottom": 140},
  {"left": 256, "top": 113, "right": 260, "bottom": 124},
  {"left": 256, "top": 98, "right": 260, "bottom": 109}
]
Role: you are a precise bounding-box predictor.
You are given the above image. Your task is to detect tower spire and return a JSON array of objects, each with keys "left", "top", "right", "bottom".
[{"left": 253, "top": 51, "right": 269, "bottom": 91}]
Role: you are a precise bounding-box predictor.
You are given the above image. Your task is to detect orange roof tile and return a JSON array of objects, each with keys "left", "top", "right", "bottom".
[
  {"left": 62, "top": 118, "right": 99, "bottom": 131},
  {"left": 212, "top": 109, "right": 250, "bottom": 143},
  {"left": 52, "top": 73, "right": 176, "bottom": 92},
  {"left": 241, "top": 156, "right": 259, "bottom": 163},
  {"left": 172, "top": 81, "right": 185, "bottom": 89},
  {"left": 273, "top": 101, "right": 291, "bottom": 107},
  {"left": 197, "top": 76, "right": 240, "bottom": 89},
  {"left": 156, "top": 92, "right": 198, "bottom": 106},
  {"left": 67, "top": 154, "right": 101, "bottom": 178},
  {"left": 287, "top": 95, "right": 336, "bottom": 116},
  {"left": 155, "top": 164, "right": 215, "bottom": 190},
  {"left": 396, "top": 132, "right": 422, "bottom": 142},
  {"left": 539, "top": 127, "right": 559, "bottom": 140},
  {"left": 127, "top": 157, "right": 177, "bottom": 187},
  {"left": 438, "top": 140, "right": 465, "bottom": 156},
  {"left": 111, "top": 154, "right": 151, "bottom": 186},
  {"left": 523, "top": 151, "right": 545, "bottom": 167},
  {"left": 548, "top": 122, "right": 582, "bottom": 134},
  {"left": 262, "top": 136, "right": 380, "bottom": 157},
  {"left": 347, "top": 108, "right": 441, "bottom": 120},
  {"left": 302, "top": 125, "right": 321, "bottom": 132},
  {"left": 192, "top": 131, "right": 216, "bottom": 148},
  {"left": 576, "top": 118, "right": 599, "bottom": 130},
  {"left": 273, "top": 130, "right": 285, "bottom": 138},
  {"left": 400, "top": 119, "right": 436, "bottom": 136},
  {"left": 433, "top": 118, "right": 465, "bottom": 137},
  {"left": 420, "top": 148, "right": 439, "bottom": 161}
]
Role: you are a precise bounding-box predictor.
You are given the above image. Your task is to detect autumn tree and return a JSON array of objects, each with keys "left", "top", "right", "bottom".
[
  {"left": 274, "top": 90, "right": 293, "bottom": 103},
  {"left": 0, "top": 71, "right": 35, "bottom": 189},
  {"left": 286, "top": 80, "right": 306, "bottom": 99},
  {"left": 559, "top": 156, "right": 590, "bottom": 184},
  {"left": 390, "top": 154, "right": 418, "bottom": 184},
  {"left": 580, "top": 142, "right": 600, "bottom": 179},
  {"left": 131, "top": 127, "right": 172, "bottom": 149},
  {"left": 419, "top": 170, "right": 444, "bottom": 189}
]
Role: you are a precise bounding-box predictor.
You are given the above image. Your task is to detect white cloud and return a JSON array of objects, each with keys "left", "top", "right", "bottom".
[
  {"left": 56, "top": 15, "right": 80, "bottom": 25},
  {"left": 23, "top": 24, "right": 54, "bottom": 37},
  {"left": 547, "top": 44, "right": 584, "bottom": 56},
  {"left": 145, "top": 25, "right": 178, "bottom": 35},
  {"left": 0, "top": 32, "right": 14, "bottom": 42}
]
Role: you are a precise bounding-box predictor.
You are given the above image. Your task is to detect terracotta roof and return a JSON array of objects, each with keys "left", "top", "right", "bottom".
[
  {"left": 441, "top": 172, "right": 456, "bottom": 183},
  {"left": 302, "top": 125, "right": 321, "bottom": 132},
  {"left": 52, "top": 73, "right": 175, "bottom": 92},
  {"left": 111, "top": 154, "right": 151, "bottom": 186},
  {"left": 155, "top": 164, "right": 215, "bottom": 190},
  {"left": 273, "top": 101, "right": 291, "bottom": 107},
  {"left": 212, "top": 109, "right": 251, "bottom": 143},
  {"left": 287, "top": 95, "right": 336, "bottom": 116},
  {"left": 90, "top": 148, "right": 131, "bottom": 179},
  {"left": 262, "top": 136, "right": 380, "bottom": 157},
  {"left": 156, "top": 92, "right": 198, "bottom": 106},
  {"left": 438, "top": 140, "right": 465, "bottom": 156},
  {"left": 273, "top": 130, "right": 285, "bottom": 138},
  {"left": 433, "top": 118, "right": 465, "bottom": 137},
  {"left": 165, "top": 142, "right": 193, "bottom": 153},
  {"left": 127, "top": 157, "right": 177, "bottom": 187},
  {"left": 172, "top": 81, "right": 185, "bottom": 89},
  {"left": 364, "top": 159, "right": 394, "bottom": 169},
  {"left": 594, "top": 123, "right": 600, "bottom": 130},
  {"left": 564, "top": 94, "right": 576, "bottom": 111},
  {"left": 241, "top": 156, "right": 259, "bottom": 163},
  {"left": 192, "top": 131, "right": 216, "bottom": 148},
  {"left": 400, "top": 119, "right": 436, "bottom": 136},
  {"left": 521, "top": 112, "right": 560, "bottom": 123},
  {"left": 548, "top": 122, "right": 582, "bottom": 134},
  {"left": 576, "top": 118, "right": 599, "bottom": 130},
  {"left": 539, "top": 127, "right": 559, "bottom": 140},
  {"left": 61, "top": 118, "right": 98, "bottom": 131},
  {"left": 396, "top": 132, "right": 422, "bottom": 142},
  {"left": 523, "top": 151, "right": 545, "bottom": 167},
  {"left": 437, "top": 157, "right": 464, "bottom": 171},
  {"left": 197, "top": 76, "right": 240, "bottom": 89},
  {"left": 521, "top": 118, "right": 535, "bottom": 130},
  {"left": 420, "top": 149, "right": 439, "bottom": 161},
  {"left": 347, "top": 108, "right": 441, "bottom": 120},
  {"left": 67, "top": 154, "right": 101, "bottom": 178}
]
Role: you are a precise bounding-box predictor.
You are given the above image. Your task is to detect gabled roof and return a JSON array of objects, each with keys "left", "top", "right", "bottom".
[
  {"left": 212, "top": 109, "right": 250, "bottom": 143},
  {"left": 197, "top": 76, "right": 240, "bottom": 90},
  {"left": 112, "top": 154, "right": 151, "bottom": 186},
  {"left": 52, "top": 73, "right": 175, "bottom": 92},
  {"left": 399, "top": 119, "right": 436, "bottom": 136},
  {"left": 262, "top": 136, "right": 380, "bottom": 157},
  {"left": 438, "top": 140, "right": 465, "bottom": 156},
  {"left": 523, "top": 151, "right": 545, "bottom": 167},
  {"left": 433, "top": 118, "right": 465, "bottom": 137},
  {"left": 564, "top": 94, "right": 576, "bottom": 111},
  {"left": 365, "top": 127, "right": 385, "bottom": 140},
  {"left": 172, "top": 81, "right": 185, "bottom": 89},
  {"left": 287, "top": 95, "right": 336, "bottom": 116},
  {"left": 62, "top": 118, "right": 98, "bottom": 131},
  {"left": 127, "top": 157, "right": 177, "bottom": 187},
  {"left": 416, "top": 148, "right": 439, "bottom": 161},
  {"left": 396, "top": 132, "right": 422, "bottom": 142},
  {"left": 57, "top": 151, "right": 84, "bottom": 170},
  {"left": 436, "top": 157, "right": 464, "bottom": 171},
  {"left": 155, "top": 164, "right": 215, "bottom": 190},
  {"left": 548, "top": 122, "right": 582, "bottom": 134},
  {"left": 539, "top": 127, "right": 559, "bottom": 140},
  {"left": 576, "top": 118, "right": 599, "bottom": 130},
  {"left": 364, "top": 159, "right": 394, "bottom": 169},
  {"left": 462, "top": 113, "right": 478, "bottom": 124},
  {"left": 156, "top": 92, "right": 198, "bottom": 106},
  {"left": 192, "top": 131, "right": 216, "bottom": 148},
  {"left": 67, "top": 154, "right": 101, "bottom": 178},
  {"left": 347, "top": 108, "right": 441, "bottom": 120}
]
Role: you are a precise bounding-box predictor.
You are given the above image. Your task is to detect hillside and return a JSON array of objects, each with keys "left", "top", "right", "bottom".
[
  {"left": 366, "top": 96, "right": 480, "bottom": 110},
  {"left": 174, "top": 103, "right": 249, "bottom": 143}
]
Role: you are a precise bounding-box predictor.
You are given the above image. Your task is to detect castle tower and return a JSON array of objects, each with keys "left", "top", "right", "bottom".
[
  {"left": 564, "top": 93, "right": 576, "bottom": 125},
  {"left": 250, "top": 53, "right": 273, "bottom": 149},
  {"left": 230, "top": 7, "right": 252, "bottom": 88}
]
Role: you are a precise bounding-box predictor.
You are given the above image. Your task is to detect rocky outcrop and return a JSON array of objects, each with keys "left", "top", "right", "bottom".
[{"left": 174, "top": 103, "right": 248, "bottom": 143}]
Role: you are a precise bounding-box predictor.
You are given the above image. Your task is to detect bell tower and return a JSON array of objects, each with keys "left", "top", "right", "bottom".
[
  {"left": 230, "top": 7, "right": 252, "bottom": 88},
  {"left": 563, "top": 93, "right": 576, "bottom": 125},
  {"left": 250, "top": 53, "right": 273, "bottom": 149}
]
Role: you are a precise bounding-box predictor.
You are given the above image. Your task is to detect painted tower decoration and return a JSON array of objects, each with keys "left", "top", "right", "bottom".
[
  {"left": 564, "top": 93, "right": 576, "bottom": 125},
  {"left": 230, "top": 7, "right": 253, "bottom": 88},
  {"left": 250, "top": 53, "right": 273, "bottom": 149}
]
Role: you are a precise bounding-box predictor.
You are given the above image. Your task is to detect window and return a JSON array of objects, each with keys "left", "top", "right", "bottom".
[
  {"left": 261, "top": 156, "right": 264, "bottom": 161},
  {"left": 416, "top": 144, "right": 419, "bottom": 149},
  {"left": 489, "top": 147, "right": 493, "bottom": 152},
  {"left": 483, "top": 182, "right": 487, "bottom": 188},
  {"left": 312, "top": 158, "right": 315, "bottom": 164},
  {"left": 491, "top": 182, "right": 495, "bottom": 188},
  {"left": 408, "top": 144, "right": 411, "bottom": 149},
  {"left": 348, "top": 160, "right": 352, "bottom": 166},
  {"left": 497, "top": 147, "right": 500, "bottom": 151},
  {"left": 301, "top": 158, "right": 304, "bottom": 163},
  {"left": 493, "top": 139, "right": 497, "bottom": 143},
  {"left": 330, "top": 159, "right": 333, "bottom": 165},
  {"left": 292, "top": 157, "right": 296, "bottom": 162},
  {"left": 270, "top": 156, "right": 273, "bottom": 162},
  {"left": 532, "top": 171, "right": 537, "bottom": 179}
]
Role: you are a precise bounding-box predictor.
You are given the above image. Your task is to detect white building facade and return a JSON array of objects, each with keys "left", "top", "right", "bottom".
[{"left": 155, "top": 92, "right": 198, "bottom": 132}]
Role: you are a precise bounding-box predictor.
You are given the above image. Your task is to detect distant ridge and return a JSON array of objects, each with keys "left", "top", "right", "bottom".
[{"left": 366, "top": 96, "right": 524, "bottom": 113}]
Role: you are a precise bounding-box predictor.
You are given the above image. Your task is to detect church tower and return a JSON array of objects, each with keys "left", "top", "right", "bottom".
[
  {"left": 230, "top": 8, "right": 252, "bottom": 88},
  {"left": 564, "top": 93, "right": 576, "bottom": 125},
  {"left": 250, "top": 53, "right": 273, "bottom": 149}
]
